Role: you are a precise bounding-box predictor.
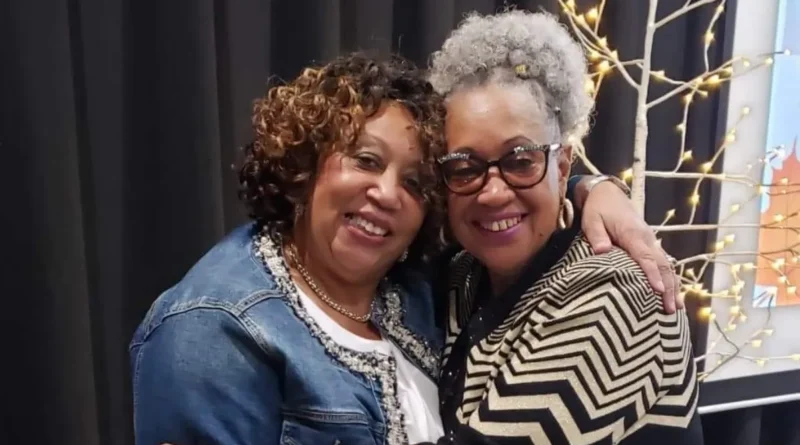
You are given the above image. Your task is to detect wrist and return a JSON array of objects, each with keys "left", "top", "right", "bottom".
[{"left": 574, "top": 175, "right": 631, "bottom": 210}]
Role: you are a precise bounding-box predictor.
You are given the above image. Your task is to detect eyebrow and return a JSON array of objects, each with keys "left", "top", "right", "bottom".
[
  {"left": 450, "top": 135, "right": 535, "bottom": 155},
  {"left": 358, "top": 133, "right": 423, "bottom": 169},
  {"left": 357, "top": 134, "right": 387, "bottom": 151}
]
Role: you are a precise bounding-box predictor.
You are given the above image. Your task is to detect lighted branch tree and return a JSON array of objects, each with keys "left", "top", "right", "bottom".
[{"left": 559, "top": 0, "right": 800, "bottom": 379}]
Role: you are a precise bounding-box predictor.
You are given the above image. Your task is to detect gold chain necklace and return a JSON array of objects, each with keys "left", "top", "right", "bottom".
[{"left": 284, "top": 243, "right": 374, "bottom": 323}]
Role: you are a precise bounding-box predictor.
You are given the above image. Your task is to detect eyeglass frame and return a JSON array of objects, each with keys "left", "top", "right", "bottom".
[{"left": 436, "top": 143, "right": 562, "bottom": 195}]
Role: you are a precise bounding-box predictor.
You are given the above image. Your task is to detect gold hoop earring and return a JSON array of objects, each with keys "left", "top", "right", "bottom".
[{"left": 557, "top": 197, "right": 574, "bottom": 230}]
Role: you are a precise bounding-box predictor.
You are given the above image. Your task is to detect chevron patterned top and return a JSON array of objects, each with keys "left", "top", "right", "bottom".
[{"left": 436, "top": 233, "right": 704, "bottom": 445}]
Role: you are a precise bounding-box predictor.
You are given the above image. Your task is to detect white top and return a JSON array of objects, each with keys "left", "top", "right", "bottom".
[{"left": 296, "top": 286, "right": 444, "bottom": 444}]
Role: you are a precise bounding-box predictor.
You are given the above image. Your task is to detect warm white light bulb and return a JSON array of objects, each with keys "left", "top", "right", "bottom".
[{"left": 621, "top": 168, "right": 633, "bottom": 181}]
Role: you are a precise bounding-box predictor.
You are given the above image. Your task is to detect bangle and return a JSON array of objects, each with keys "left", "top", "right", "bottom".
[{"left": 585, "top": 175, "right": 631, "bottom": 197}]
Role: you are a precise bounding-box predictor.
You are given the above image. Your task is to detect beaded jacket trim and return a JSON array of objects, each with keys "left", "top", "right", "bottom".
[{"left": 253, "top": 228, "right": 438, "bottom": 445}]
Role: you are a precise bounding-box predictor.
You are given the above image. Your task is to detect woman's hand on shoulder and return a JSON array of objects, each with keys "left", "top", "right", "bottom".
[{"left": 577, "top": 179, "right": 682, "bottom": 314}]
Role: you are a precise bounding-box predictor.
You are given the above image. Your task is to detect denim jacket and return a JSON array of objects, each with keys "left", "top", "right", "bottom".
[{"left": 130, "top": 223, "right": 443, "bottom": 445}]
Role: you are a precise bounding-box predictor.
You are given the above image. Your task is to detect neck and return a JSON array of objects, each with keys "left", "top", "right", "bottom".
[
  {"left": 488, "top": 267, "right": 523, "bottom": 297},
  {"left": 486, "top": 242, "right": 549, "bottom": 297},
  {"left": 289, "top": 236, "right": 383, "bottom": 318}
]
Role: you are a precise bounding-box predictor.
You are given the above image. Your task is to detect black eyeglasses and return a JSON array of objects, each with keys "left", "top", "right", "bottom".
[{"left": 437, "top": 143, "right": 561, "bottom": 195}]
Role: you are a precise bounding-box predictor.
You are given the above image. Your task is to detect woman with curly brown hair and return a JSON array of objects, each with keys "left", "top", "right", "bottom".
[{"left": 130, "top": 52, "right": 679, "bottom": 445}]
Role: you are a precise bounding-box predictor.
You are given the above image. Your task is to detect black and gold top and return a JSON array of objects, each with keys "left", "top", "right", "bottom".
[{"left": 435, "top": 228, "right": 704, "bottom": 445}]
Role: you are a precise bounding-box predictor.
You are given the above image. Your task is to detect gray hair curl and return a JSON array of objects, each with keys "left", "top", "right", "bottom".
[{"left": 428, "top": 10, "right": 594, "bottom": 142}]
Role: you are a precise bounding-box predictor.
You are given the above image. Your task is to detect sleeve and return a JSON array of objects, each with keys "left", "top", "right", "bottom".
[
  {"left": 130, "top": 308, "right": 283, "bottom": 445},
  {"left": 570, "top": 267, "right": 702, "bottom": 444},
  {"left": 566, "top": 174, "right": 587, "bottom": 204},
  {"left": 466, "top": 264, "right": 702, "bottom": 444},
  {"left": 615, "top": 267, "right": 704, "bottom": 444}
]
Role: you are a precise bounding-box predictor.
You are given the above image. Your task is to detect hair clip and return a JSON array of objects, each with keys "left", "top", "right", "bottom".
[{"left": 514, "top": 64, "right": 529, "bottom": 76}]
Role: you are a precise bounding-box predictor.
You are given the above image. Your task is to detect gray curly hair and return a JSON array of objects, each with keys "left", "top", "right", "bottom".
[{"left": 429, "top": 10, "right": 594, "bottom": 143}]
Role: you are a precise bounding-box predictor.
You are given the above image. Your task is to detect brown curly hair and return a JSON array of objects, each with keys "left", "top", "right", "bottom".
[{"left": 238, "top": 53, "right": 447, "bottom": 264}]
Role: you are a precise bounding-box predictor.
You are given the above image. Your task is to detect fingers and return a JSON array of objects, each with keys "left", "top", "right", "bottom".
[
  {"left": 657, "top": 257, "right": 677, "bottom": 314},
  {"left": 666, "top": 253, "right": 684, "bottom": 310},
  {"left": 675, "top": 272, "right": 685, "bottom": 309},
  {"left": 634, "top": 246, "right": 667, "bottom": 298},
  {"left": 582, "top": 212, "right": 613, "bottom": 254}
]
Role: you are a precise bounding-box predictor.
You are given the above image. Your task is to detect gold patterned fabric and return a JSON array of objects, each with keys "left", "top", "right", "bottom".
[{"left": 437, "top": 234, "right": 703, "bottom": 445}]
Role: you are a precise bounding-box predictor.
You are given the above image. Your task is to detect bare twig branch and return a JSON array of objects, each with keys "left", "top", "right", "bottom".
[{"left": 655, "top": 0, "right": 718, "bottom": 28}]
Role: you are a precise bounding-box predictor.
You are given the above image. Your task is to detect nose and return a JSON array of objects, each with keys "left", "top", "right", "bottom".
[
  {"left": 366, "top": 172, "right": 402, "bottom": 211},
  {"left": 475, "top": 167, "right": 514, "bottom": 207}
]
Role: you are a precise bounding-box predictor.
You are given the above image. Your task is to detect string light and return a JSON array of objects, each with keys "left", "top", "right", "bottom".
[
  {"left": 586, "top": 7, "right": 599, "bottom": 22},
  {"left": 558, "top": 0, "right": 796, "bottom": 374},
  {"left": 585, "top": 78, "right": 596, "bottom": 93}
]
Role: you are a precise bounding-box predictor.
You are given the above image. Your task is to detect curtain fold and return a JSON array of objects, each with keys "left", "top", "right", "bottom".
[{"left": 1, "top": 1, "right": 796, "bottom": 444}]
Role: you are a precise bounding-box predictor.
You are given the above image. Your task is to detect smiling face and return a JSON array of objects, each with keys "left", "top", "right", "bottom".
[
  {"left": 297, "top": 101, "right": 428, "bottom": 281},
  {"left": 445, "top": 82, "right": 572, "bottom": 286}
]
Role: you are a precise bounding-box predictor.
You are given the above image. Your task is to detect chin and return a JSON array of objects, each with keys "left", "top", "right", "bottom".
[
  {"left": 333, "top": 247, "right": 389, "bottom": 276},
  {"left": 470, "top": 249, "right": 527, "bottom": 276}
]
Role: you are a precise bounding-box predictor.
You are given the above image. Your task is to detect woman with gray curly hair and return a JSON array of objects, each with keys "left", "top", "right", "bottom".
[{"left": 427, "top": 10, "right": 704, "bottom": 445}]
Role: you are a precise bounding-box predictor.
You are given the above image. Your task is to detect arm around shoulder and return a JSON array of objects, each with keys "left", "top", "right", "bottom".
[{"left": 130, "top": 307, "right": 283, "bottom": 445}]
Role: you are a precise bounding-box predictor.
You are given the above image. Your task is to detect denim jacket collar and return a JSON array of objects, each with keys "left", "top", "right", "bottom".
[{"left": 253, "top": 227, "right": 439, "bottom": 445}]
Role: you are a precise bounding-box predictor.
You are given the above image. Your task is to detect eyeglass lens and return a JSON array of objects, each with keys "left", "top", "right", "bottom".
[{"left": 440, "top": 147, "right": 548, "bottom": 194}]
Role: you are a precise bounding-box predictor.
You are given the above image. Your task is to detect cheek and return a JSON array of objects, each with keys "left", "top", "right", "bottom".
[
  {"left": 446, "top": 195, "right": 471, "bottom": 233},
  {"left": 402, "top": 198, "right": 427, "bottom": 232},
  {"left": 521, "top": 187, "right": 560, "bottom": 228},
  {"left": 313, "top": 161, "right": 364, "bottom": 202}
]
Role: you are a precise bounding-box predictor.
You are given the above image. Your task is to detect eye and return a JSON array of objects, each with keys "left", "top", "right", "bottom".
[
  {"left": 403, "top": 176, "right": 423, "bottom": 197},
  {"left": 502, "top": 149, "right": 544, "bottom": 175},
  {"left": 353, "top": 153, "right": 383, "bottom": 171},
  {"left": 441, "top": 158, "right": 484, "bottom": 184}
]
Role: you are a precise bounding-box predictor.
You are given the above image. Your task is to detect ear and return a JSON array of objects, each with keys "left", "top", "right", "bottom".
[{"left": 557, "top": 144, "right": 574, "bottom": 185}]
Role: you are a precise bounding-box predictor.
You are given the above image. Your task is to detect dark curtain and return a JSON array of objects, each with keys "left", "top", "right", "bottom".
[{"left": 1, "top": 0, "right": 797, "bottom": 444}]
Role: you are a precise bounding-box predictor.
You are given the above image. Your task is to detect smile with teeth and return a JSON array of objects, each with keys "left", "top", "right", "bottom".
[
  {"left": 346, "top": 214, "right": 389, "bottom": 237},
  {"left": 479, "top": 216, "right": 523, "bottom": 232}
]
